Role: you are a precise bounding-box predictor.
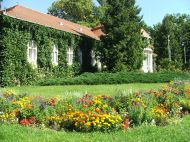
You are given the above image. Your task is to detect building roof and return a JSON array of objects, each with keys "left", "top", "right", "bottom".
[
  {"left": 91, "top": 25, "right": 106, "bottom": 38},
  {"left": 1, "top": 5, "right": 102, "bottom": 40}
]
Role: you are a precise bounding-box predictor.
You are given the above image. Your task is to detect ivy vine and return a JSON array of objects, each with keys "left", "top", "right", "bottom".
[{"left": 0, "top": 14, "right": 80, "bottom": 86}]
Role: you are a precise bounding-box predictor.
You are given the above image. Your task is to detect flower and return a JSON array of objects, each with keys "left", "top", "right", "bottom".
[
  {"left": 48, "top": 98, "right": 56, "bottom": 106},
  {"left": 20, "top": 118, "right": 30, "bottom": 126},
  {"left": 95, "top": 108, "right": 101, "bottom": 113}
]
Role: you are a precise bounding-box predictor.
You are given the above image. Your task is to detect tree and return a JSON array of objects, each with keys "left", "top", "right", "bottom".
[
  {"left": 0, "top": 0, "right": 3, "bottom": 10},
  {"left": 48, "top": 0, "right": 99, "bottom": 27},
  {"left": 99, "top": 0, "right": 144, "bottom": 71},
  {"left": 152, "top": 14, "right": 190, "bottom": 71}
]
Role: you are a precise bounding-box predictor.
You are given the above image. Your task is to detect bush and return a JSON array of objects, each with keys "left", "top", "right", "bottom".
[{"left": 38, "top": 72, "right": 190, "bottom": 86}]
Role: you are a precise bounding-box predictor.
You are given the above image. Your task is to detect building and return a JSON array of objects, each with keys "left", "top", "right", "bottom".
[
  {"left": 0, "top": 5, "right": 154, "bottom": 86},
  {"left": 0, "top": 5, "right": 102, "bottom": 86}
]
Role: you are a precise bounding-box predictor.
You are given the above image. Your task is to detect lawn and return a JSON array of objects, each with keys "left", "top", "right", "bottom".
[
  {"left": 0, "top": 83, "right": 164, "bottom": 98},
  {"left": 0, "top": 115, "right": 190, "bottom": 142}
]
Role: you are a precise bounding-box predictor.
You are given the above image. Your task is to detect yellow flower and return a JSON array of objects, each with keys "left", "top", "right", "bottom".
[
  {"left": 136, "top": 98, "right": 141, "bottom": 102},
  {"left": 94, "top": 100, "right": 102, "bottom": 105},
  {"left": 85, "top": 122, "right": 91, "bottom": 127}
]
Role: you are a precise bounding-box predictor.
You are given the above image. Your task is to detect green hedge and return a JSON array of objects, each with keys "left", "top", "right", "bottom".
[{"left": 37, "top": 72, "right": 190, "bottom": 86}]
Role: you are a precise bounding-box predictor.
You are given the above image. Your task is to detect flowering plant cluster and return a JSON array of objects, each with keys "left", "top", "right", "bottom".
[{"left": 1, "top": 81, "right": 190, "bottom": 132}]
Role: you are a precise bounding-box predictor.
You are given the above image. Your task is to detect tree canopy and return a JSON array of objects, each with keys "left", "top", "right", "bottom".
[
  {"left": 152, "top": 14, "right": 190, "bottom": 71},
  {"left": 48, "top": 0, "right": 99, "bottom": 27},
  {"left": 48, "top": 0, "right": 190, "bottom": 72},
  {"left": 0, "top": 0, "right": 3, "bottom": 10},
  {"left": 98, "top": 0, "right": 145, "bottom": 71}
]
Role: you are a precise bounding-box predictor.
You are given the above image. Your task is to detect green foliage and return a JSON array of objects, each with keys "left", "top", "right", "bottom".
[
  {"left": 0, "top": 0, "right": 2, "bottom": 10},
  {"left": 158, "top": 58, "right": 182, "bottom": 71},
  {"left": 0, "top": 14, "right": 80, "bottom": 86},
  {"left": 48, "top": 0, "right": 99, "bottom": 27},
  {"left": 37, "top": 72, "right": 190, "bottom": 86},
  {"left": 99, "top": 0, "right": 145, "bottom": 72},
  {"left": 152, "top": 14, "right": 190, "bottom": 71}
]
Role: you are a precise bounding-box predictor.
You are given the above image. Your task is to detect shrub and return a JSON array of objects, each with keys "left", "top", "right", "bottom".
[{"left": 37, "top": 72, "right": 190, "bottom": 86}]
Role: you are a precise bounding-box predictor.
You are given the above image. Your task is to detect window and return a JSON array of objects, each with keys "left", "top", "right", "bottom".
[
  {"left": 52, "top": 44, "right": 58, "bottom": 66},
  {"left": 27, "top": 40, "right": 37, "bottom": 67},
  {"left": 67, "top": 47, "right": 73, "bottom": 65}
]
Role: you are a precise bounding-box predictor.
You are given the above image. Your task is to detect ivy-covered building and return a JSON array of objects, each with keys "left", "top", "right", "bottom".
[{"left": 0, "top": 5, "right": 103, "bottom": 86}]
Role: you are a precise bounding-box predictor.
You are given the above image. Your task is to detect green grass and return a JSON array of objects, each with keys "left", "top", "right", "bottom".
[
  {"left": 0, "top": 116, "right": 190, "bottom": 142},
  {"left": 0, "top": 83, "right": 164, "bottom": 98}
]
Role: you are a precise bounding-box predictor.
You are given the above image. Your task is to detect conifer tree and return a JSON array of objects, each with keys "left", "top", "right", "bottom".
[
  {"left": 100, "top": 0, "right": 144, "bottom": 71},
  {"left": 152, "top": 14, "right": 190, "bottom": 70},
  {"left": 0, "top": 0, "right": 3, "bottom": 10}
]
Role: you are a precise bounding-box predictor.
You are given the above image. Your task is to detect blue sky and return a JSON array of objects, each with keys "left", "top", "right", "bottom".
[{"left": 2, "top": 0, "right": 190, "bottom": 27}]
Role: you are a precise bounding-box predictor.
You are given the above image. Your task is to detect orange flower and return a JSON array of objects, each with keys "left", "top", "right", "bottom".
[
  {"left": 48, "top": 98, "right": 56, "bottom": 106},
  {"left": 123, "top": 118, "right": 129, "bottom": 130},
  {"left": 83, "top": 104, "right": 87, "bottom": 108},
  {"left": 95, "top": 108, "right": 101, "bottom": 113}
]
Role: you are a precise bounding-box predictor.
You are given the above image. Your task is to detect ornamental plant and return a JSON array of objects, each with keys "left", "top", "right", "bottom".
[{"left": 1, "top": 81, "right": 190, "bottom": 132}]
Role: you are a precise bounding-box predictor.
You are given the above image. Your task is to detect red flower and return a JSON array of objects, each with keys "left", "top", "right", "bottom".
[
  {"left": 20, "top": 118, "right": 30, "bottom": 126},
  {"left": 48, "top": 98, "right": 56, "bottom": 106},
  {"left": 83, "top": 104, "right": 87, "bottom": 108},
  {"left": 123, "top": 118, "right": 129, "bottom": 130}
]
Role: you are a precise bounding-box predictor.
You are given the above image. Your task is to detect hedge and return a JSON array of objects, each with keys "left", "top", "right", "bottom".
[{"left": 37, "top": 72, "right": 190, "bottom": 86}]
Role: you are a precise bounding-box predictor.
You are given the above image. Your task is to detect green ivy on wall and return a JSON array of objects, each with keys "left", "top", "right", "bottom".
[{"left": 0, "top": 14, "right": 80, "bottom": 86}]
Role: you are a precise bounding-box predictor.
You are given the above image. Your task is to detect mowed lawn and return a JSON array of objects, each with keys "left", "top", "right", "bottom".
[{"left": 0, "top": 83, "right": 164, "bottom": 98}]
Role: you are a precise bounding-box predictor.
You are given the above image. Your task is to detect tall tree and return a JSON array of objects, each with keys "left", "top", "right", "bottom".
[
  {"left": 48, "top": 0, "right": 99, "bottom": 27},
  {"left": 0, "top": 0, "right": 3, "bottom": 10},
  {"left": 99, "top": 0, "right": 144, "bottom": 71},
  {"left": 152, "top": 14, "right": 190, "bottom": 70}
]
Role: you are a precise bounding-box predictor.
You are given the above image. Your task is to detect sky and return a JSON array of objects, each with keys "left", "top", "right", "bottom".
[{"left": 2, "top": 0, "right": 190, "bottom": 27}]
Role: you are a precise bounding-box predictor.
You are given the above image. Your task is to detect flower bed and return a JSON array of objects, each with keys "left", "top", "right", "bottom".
[{"left": 1, "top": 81, "right": 190, "bottom": 132}]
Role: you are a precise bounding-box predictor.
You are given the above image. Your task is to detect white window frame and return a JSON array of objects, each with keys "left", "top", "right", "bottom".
[
  {"left": 52, "top": 44, "right": 58, "bottom": 66},
  {"left": 27, "top": 40, "right": 37, "bottom": 67},
  {"left": 67, "top": 47, "right": 73, "bottom": 65}
]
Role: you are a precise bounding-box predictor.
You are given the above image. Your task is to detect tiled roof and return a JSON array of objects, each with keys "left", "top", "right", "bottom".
[
  {"left": 91, "top": 25, "right": 106, "bottom": 38},
  {"left": 1, "top": 5, "right": 102, "bottom": 40}
]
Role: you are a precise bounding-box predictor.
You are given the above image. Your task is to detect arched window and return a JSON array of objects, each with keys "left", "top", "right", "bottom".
[
  {"left": 67, "top": 47, "right": 73, "bottom": 65},
  {"left": 52, "top": 44, "right": 58, "bottom": 66},
  {"left": 27, "top": 40, "right": 37, "bottom": 67}
]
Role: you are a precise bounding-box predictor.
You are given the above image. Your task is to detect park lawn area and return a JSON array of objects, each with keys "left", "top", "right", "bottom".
[
  {"left": 0, "top": 115, "right": 190, "bottom": 142},
  {"left": 0, "top": 83, "right": 165, "bottom": 98}
]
